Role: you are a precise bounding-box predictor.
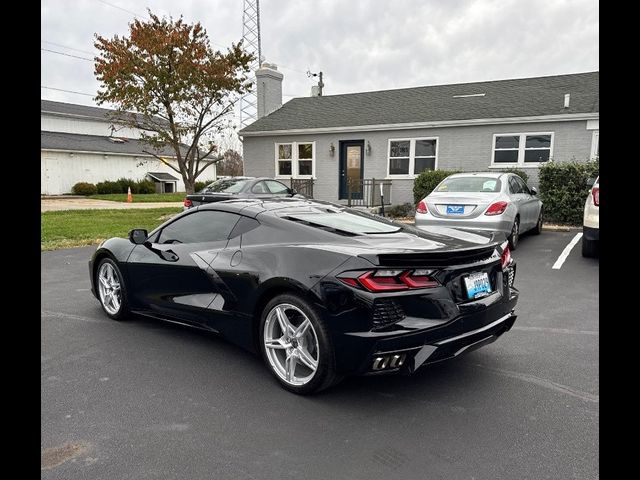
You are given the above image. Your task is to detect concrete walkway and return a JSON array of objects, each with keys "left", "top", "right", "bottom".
[{"left": 41, "top": 198, "right": 183, "bottom": 212}]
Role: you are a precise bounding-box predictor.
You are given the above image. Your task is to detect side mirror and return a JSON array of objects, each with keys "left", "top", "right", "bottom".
[
  {"left": 530, "top": 187, "right": 538, "bottom": 195},
  {"left": 586, "top": 177, "right": 596, "bottom": 188},
  {"left": 128, "top": 228, "right": 148, "bottom": 245},
  {"left": 288, "top": 188, "right": 297, "bottom": 196}
]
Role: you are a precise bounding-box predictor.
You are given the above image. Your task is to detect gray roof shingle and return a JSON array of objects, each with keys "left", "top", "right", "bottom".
[
  {"left": 41, "top": 99, "right": 167, "bottom": 126},
  {"left": 240, "top": 71, "right": 598, "bottom": 134},
  {"left": 41, "top": 131, "right": 177, "bottom": 157},
  {"left": 147, "top": 172, "right": 179, "bottom": 181}
]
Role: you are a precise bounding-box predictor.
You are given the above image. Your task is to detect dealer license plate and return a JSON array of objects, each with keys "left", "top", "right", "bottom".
[
  {"left": 464, "top": 272, "right": 492, "bottom": 299},
  {"left": 446, "top": 205, "right": 465, "bottom": 215}
]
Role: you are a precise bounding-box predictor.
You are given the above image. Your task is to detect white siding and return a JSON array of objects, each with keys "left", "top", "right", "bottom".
[
  {"left": 40, "top": 152, "right": 217, "bottom": 195},
  {"left": 41, "top": 114, "right": 142, "bottom": 139}
]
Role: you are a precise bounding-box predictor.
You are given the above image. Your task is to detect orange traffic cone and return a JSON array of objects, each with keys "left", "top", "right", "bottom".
[{"left": 127, "top": 186, "right": 133, "bottom": 203}]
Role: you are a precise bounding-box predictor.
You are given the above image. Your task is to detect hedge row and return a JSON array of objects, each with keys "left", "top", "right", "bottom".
[
  {"left": 72, "top": 178, "right": 156, "bottom": 195},
  {"left": 194, "top": 181, "right": 209, "bottom": 192},
  {"left": 413, "top": 170, "right": 462, "bottom": 203},
  {"left": 539, "top": 159, "right": 599, "bottom": 225}
]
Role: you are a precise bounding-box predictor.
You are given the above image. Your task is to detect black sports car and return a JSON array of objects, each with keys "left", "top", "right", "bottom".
[
  {"left": 89, "top": 198, "right": 518, "bottom": 394},
  {"left": 183, "top": 177, "right": 303, "bottom": 209}
]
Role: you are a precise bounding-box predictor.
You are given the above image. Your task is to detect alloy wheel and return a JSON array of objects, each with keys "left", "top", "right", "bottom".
[
  {"left": 98, "top": 262, "right": 122, "bottom": 315},
  {"left": 263, "top": 303, "right": 320, "bottom": 386}
]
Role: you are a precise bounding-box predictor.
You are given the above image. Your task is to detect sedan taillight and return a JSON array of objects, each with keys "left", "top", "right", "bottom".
[
  {"left": 592, "top": 187, "right": 599, "bottom": 206},
  {"left": 485, "top": 201, "right": 508, "bottom": 216},
  {"left": 184, "top": 198, "right": 193, "bottom": 208},
  {"left": 416, "top": 200, "right": 428, "bottom": 214},
  {"left": 338, "top": 269, "right": 439, "bottom": 292}
]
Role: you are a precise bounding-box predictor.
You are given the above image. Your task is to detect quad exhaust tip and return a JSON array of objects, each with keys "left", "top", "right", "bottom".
[{"left": 372, "top": 353, "right": 406, "bottom": 371}]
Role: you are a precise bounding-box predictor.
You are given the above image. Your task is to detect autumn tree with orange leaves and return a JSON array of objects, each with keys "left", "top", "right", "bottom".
[{"left": 94, "top": 12, "right": 253, "bottom": 193}]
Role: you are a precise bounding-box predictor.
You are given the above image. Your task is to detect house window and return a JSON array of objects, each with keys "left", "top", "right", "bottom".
[
  {"left": 277, "top": 144, "right": 292, "bottom": 176},
  {"left": 275, "top": 142, "right": 315, "bottom": 178},
  {"left": 387, "top": 138, "right": 438, "bottom": 177},
  {"left": 492, "top": 133, "right": 553, "bottom": 166}
]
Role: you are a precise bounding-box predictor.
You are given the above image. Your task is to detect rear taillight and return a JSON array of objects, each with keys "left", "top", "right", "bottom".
[
  {"left": 338, "top": 269, "right": 439, "bottom": 292},
  {"left": 592, "top": 187, "right": 599, "bottom": 206},
  {"left": 416, "top": 200, "right": 428, "bottom": 214},
  {"left": 184, "top": 198, "right": 193, "bottom": 208},
  {"left": 500, "top": 243, "right": 511, "bottom": 269},
  {"left": 485, "top": 201, "right": 508, "bottom": 216}
]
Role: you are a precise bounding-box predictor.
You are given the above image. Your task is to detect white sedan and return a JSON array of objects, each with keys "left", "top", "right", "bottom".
[{"left": 582, "top": 176, "right": 599, "bottom": 257}]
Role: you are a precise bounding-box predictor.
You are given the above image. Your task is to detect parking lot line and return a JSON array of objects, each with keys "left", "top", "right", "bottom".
[{"left": 552, "top": 233, "right": 583, "bottom": 270}]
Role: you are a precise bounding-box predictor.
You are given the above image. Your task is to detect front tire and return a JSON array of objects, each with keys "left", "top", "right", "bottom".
[
  {"left": 508, "top": 217, "right": 520, "bottom": 250},
  {"left": 259, "top": 293, "right": 339, "bottom": 395},
  {"left": 96, "top": 258, "right": 130, "bottom": 320}
]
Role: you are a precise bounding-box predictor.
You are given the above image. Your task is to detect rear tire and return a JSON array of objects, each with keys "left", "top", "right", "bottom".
[
  {"left": 532, "top": 210, "right": 543, "bottom": 235},
  {"left": 259, "top": 293, "right": 340, "bottom": 395},
  {"left": 581, "top": 237, "right": 598, "bottom": 258},
  {"left": 508, "top": 217, "right": 520, "bottom": 250}
]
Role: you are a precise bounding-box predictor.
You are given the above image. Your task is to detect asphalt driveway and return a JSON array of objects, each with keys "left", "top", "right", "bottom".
[{"left": 41, "top": 231, "right": 598, "bottom": 479}]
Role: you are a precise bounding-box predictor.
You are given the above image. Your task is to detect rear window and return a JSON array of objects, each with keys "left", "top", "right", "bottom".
[
  {"left": 436, "top": 176, "right": 501, "bottom": 193},
  {"left": 283, "top": 210, "right": 401, "bottom": 235},
  {"left": 201, "top": 178, "right": 251, "bottom": 193}
]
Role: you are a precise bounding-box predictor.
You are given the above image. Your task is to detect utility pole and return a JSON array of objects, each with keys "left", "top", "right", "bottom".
[
  {"left": 240, "top": 0, "right": 262, "bottom": 128},
  {"left": 307, "top": 70, "right": 324, "bottom": 96}
]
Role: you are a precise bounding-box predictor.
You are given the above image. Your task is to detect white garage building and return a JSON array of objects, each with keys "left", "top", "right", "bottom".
[{"left": 41, "top": 100, "right": 216, "bottom": 195}]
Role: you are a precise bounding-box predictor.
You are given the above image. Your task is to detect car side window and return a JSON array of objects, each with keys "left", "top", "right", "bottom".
[
  {"left": 265, "top": 180, "right": 290, "bottom": 195},
  {"left": 157, "top": 211, "right": 241, "bottom": 244},
  {"left": 508, "top": 177, "right": 522, "bottom": 194},
  {"left": 515, "top": 177, "right": 531, "bottom": 195},
  {"left": 251, "top": 181, "right": 269, "bottom": 194}
]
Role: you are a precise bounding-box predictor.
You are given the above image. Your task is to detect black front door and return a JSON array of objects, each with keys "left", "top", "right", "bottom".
[{"left": 339, "top": 140, "right": 364, "bottom": 199}]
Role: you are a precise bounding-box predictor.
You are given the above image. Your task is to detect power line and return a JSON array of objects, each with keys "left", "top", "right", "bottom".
[
  {"left": 41, "top": 86, "right": 95, "bottom": 97},
  {"left": 41, "top": 48, "right": 93, "bottom": 61},
  {"left": 95, "top": 0, "right": 145, "bottom": 18},
  {"left": 41, "top": 41, "right": 95, "bottom": 56}
]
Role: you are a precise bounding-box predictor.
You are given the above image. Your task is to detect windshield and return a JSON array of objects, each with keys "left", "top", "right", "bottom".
[
  {"left": 201, "top": 178, "right": 251, "bottom": 194},
  {"left": 435, "top": 176, "right": 502, "bottom": 193},
  {"left": 285, "top": 211, "right": 401, "bottom": 235}
]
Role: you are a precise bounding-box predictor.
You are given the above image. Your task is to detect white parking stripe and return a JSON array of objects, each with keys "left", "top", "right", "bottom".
[{"left": 552, "top": 233, "right": 583, "bottom": 270}]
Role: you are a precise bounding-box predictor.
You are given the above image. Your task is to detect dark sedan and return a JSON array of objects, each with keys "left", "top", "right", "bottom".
[
  {"left": 89, "top": 199, "right": 518, "bottom": 394},
  {"left": 183, "top": 177, "right": 302, "bottom": 209}
]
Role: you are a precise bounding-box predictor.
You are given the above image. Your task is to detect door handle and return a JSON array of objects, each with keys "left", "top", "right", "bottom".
[{"left": 144, "top": 242, "right": 179, "bottom": 262}]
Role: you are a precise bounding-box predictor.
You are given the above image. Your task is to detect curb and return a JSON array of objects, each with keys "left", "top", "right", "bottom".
[
  {"left": 41, "top": 195, "right": 85, "bottom": 199},
  {"left": 541, "top": 225, "right": 580, "bottom": 232}
]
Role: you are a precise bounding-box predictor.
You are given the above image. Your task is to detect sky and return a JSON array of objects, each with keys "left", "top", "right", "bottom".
[{"left": 41, "top": 0, "right": 599, "bottom": 123}]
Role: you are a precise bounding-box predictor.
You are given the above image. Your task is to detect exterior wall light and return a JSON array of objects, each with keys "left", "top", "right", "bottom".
[
  {"left": 329, "top": 142, "right": 335, "bottom": 157},
  {"left": 366, "top": 141, "right": 372, "bottom": 156}
]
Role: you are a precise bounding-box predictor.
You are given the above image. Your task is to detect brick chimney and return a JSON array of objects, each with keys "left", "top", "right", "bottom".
[{"left": 256, "top": 63, "right": 283, "bottom": 118}]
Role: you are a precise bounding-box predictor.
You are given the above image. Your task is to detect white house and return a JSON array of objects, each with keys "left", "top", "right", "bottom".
[{"left": 41, "top": 100, "right": 217, "bottom": 195}]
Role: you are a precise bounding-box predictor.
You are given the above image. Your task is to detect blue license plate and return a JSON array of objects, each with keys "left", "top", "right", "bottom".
[
  {"left": 464, "top": 272, "right": 492, "bottom": 299},
  {"left": 446, "top": 205, "right": 465, "bottom": 215}
]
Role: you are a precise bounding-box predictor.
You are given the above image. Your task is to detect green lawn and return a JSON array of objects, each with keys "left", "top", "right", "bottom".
[
  {"left": 88, "top": 193, "right": 186, "bottom": 202},
  {"left": 41, "top": 208, "right": 182, "bottom": 251}
]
